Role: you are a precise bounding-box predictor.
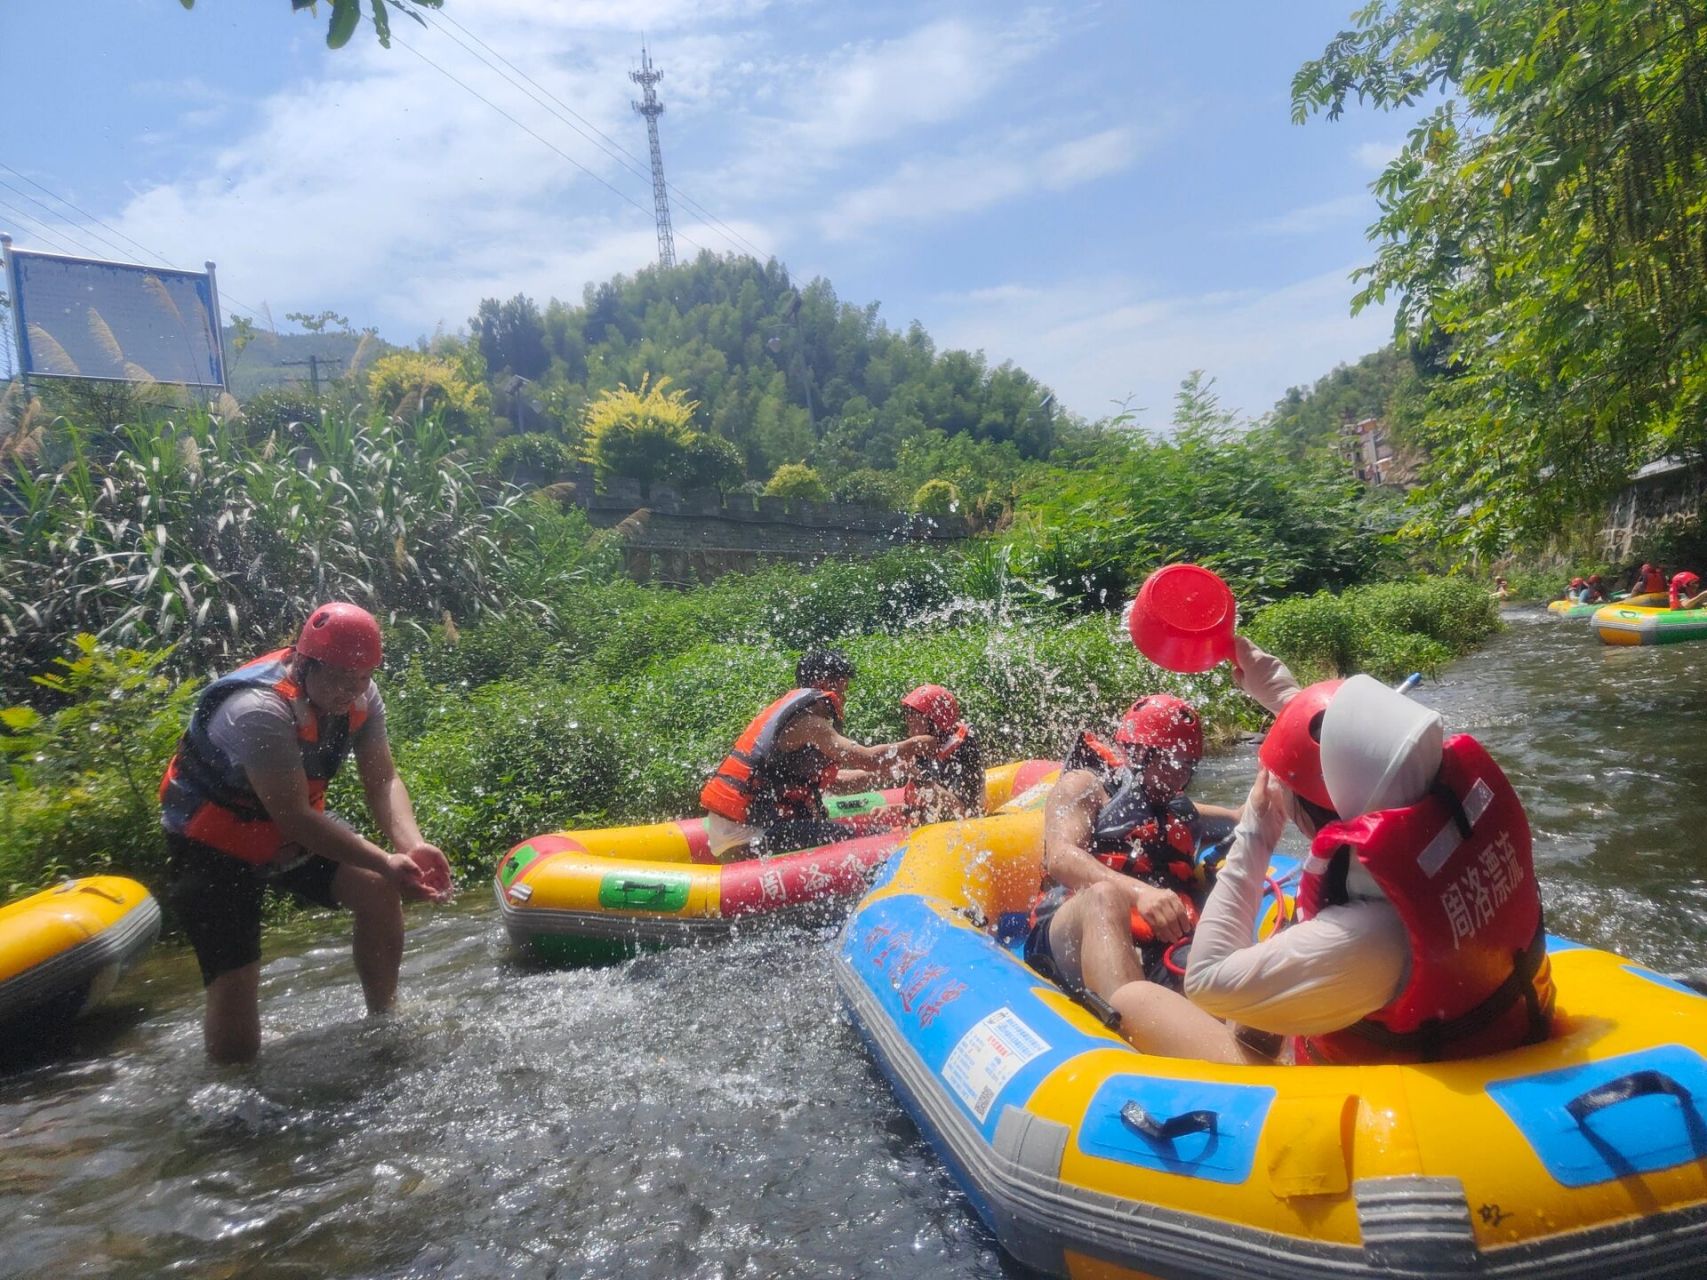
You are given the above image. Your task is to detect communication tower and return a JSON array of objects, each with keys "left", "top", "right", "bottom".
[{"left": 630, "top": 44, "right": 677, "bottom": 269}]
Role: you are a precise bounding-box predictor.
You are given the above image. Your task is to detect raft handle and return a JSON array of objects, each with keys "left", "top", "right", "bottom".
[
  {"left": 1120, "top": 1100, "right": 1218, "bottom": 1143},
  {"left": 1566, "top": 1069, "right": 1694, "bottom": 1126}
]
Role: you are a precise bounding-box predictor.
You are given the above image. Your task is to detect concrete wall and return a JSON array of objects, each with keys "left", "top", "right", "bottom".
[
  {"left": 554, "top": 466, "right": 969, "bottom": 585},
  {"left": 1601, "top": 458, "right": 1707, "bottom": 559}
]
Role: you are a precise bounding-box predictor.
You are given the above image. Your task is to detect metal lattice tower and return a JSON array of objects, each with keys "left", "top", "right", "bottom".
[{"left": 630, "top": 44, "right": 677, "bottom": 269}]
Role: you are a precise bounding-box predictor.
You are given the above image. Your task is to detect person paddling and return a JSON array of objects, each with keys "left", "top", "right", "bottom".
[
  {"left": 898, "top": 684, "right": 984, "bottom": 821},
  {"left": 700, "top": 650, "right": 933, "bottom": 859},
  {"left": 1671, "top": 571, "right": 1706, "bottom": 610},
  {"left": 159, "top": 603, "right": 453, "bottom": 1065}
]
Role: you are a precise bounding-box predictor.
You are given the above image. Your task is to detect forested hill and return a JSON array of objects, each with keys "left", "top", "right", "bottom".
[
  {"left": 1268, "top": 345, "right": 1420, "bottom": 460},
  {"left": 469, "top": 254, "right": 1060, "bottom": 488}
]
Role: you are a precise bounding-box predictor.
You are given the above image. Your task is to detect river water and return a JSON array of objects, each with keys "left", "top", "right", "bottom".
[{"left": 3, "top": 613, "right": 1703, "bottom": 1279}]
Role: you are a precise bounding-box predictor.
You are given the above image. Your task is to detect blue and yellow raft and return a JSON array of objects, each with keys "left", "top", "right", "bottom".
[{"left": 836, "top": 813, "right": 1707, "bottom": 1279}]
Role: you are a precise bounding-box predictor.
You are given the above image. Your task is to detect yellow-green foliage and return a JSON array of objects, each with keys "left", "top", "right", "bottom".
[
  {"left": 581, "top": 374, "right": 700, "bottom": 489},
  {"left": 366, "top": 351, "right": 488, "bottom": 427},
  {"left": 764, "top": 462, "right": 829, "bottom": 502},
  {"left": 911, "top": 477, "right": 961, "bottom": 515}
]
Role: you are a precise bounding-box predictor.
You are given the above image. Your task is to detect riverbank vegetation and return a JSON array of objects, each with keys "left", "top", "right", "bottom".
[{"left": 1, "top": 210, "right": 1505, "bottom": 906}]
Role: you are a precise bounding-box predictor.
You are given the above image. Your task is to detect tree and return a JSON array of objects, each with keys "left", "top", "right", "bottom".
[
  {"left": 179, "top": 0, "right": 442, "bottom": 49},
  {"left": 471, "top": 294, "right": 550, "bottom": 381},
  {"left": 582, "top": 374, "right": 699, "bottom": 496},
  {"left": 763, "top": 463, "right": 829, "bottom": 502},
  {"left": 1293, "top": 0, "right": 1707, "bottom": 553}
]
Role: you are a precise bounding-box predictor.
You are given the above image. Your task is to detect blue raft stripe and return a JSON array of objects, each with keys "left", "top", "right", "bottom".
[
  {"left": 839, "top": 892, "right": 1116, "bottom": 1142},
  {"left": 1487, "top": 1044, "right": 1707, "bottom": 1189},
  {"left": 1078, "top": 1075, "right": 1276, "bottom": 1185},
  {"left": 1545, "top": 934, "right": 1587, "bottom": 953},
  {"left": 1620, "top": 965, "right": 1706, "bottom": 998}
]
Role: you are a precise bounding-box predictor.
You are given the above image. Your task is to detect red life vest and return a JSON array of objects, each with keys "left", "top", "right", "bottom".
[
  {"left": 158, "top": 649, "right": 370, "bottom": 866},
  {"left": 1297, "top": 734, "right": 1553, "bottom": 1065},
  {"left": 700, "top": 688, "right": 844, "bottom": 825},
  {"left": 1642, "top": 568, "right": 1666, "bottom": 594}
]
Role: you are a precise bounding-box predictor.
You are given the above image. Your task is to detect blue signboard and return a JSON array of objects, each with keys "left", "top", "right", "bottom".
[{"left": 5, "top": 247, "right": 225, "bottom": 388}]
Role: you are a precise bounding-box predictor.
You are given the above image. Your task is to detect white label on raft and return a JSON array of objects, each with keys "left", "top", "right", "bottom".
[{"left": 943, "top": 1007, "right": 1048, "bottom": 1123}]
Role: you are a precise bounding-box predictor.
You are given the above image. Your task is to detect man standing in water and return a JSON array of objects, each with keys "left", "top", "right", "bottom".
[{"left": 159, "top": 602, "right": 453, "bottom": 1064}]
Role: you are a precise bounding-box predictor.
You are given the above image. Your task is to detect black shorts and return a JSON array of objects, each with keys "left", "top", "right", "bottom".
[
  {"left": 1022, "top": 885, "right": 1181, "bottom": 991},
  {"left": 164, "top": 833, "right": 343, "bottom": 986},
  {"left": 751, "top": 816, "right": 850, "bottom": 856}
]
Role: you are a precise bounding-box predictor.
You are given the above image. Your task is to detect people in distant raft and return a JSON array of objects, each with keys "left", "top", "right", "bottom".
[
  {"left": 1631, "top": 562, "right": 1668, "bottom": 596},
  {"left": 700, "top": 650, "right": 935, "bottom": 860},
  {"left": 898, "top": 684, "right": 984, "bottom": 821},
  {"left": 1021, "top": 695, "right": 1241, "bottom": 1012},
  {"left": 1577, "top": 573, "right": 1609, "bottom": 604},
  {"left": 159, "top": 603, "right": 453, "bottom": 1065},
  {"left": 1490, "top": 576, "right": 1513, "bottom": 602},
  {"left": 1671, "top": 571, "right": 1707, "bottom": 610},
  {"left": 1561, "top": 576, "right": 1588, "bottom": 602},
  {"left": 1070, "top": 637, "right": 1554, "bottom": 1066}
]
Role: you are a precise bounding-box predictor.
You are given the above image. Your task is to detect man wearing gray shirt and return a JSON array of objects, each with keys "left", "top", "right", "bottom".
[{"left": 160, "top": 603, "right": 452, "bottom": 1064}]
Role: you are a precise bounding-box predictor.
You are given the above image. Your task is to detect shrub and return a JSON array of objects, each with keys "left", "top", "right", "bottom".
[
  {"left": 0, "top": 637, "right": 198, "bottom": 897},
  {"left": 366, "top": 351, "right": 488, "bottom": 430},
  {"left": 764, "top": 462, "right": 829, "bottom": 502},
  {"left": 581, "top": 374, "right": 699, "bottom": 495},
  {"left": 489, "top": 432, "right": 577, "bottom": 484},
  {"left": 911, "top": 478, "right": 962, "bottom": 516},
  {"left": 830, "top": 468, "right": 905, "bottom": 509}
]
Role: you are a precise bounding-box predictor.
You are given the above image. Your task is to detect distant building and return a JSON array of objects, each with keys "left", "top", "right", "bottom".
[{"left": 1340, "top": 413, "right": 1400, "bottom": 486}]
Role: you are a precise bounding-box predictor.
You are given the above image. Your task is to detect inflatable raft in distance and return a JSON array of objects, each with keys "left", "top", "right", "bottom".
[
  {"left": 0, "top": 877, "right": 161, "bottom": 1029},
  {"left": 1547, "top": 591, "right": 1655, "bottom": 619},
  {"left": 495, "top": 760, "right": 1059, "bottom": 964},
  {"left": 1593, "top": 600, "right": 1707, "bottom": 646},
  {"left": 836, "top": 812, "right": 1707, "bottom": 1280}
]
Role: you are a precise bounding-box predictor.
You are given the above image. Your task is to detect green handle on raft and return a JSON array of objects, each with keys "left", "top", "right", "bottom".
[{"left": 824, "top": 791, "right": 888, "bottom": 818}]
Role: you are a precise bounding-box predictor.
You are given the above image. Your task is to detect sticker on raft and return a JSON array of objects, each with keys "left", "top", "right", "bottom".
[
  {"left": 943, "top": 1007, "right": 1049, "bottom": 1123},
  {"left": 598, "top": 871, "right": 691, "bottom": 912}
]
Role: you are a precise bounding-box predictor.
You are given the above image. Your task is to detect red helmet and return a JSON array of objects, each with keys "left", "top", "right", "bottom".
[
  {"left": 900, "top": 683, "right": 960, "bottom": 733},
  {"left": 1115, "top": 694, "right": 1203, "bottom": 764},
  {"left": 1257, "top": 679, "right": 1344, "bottom": 811},
  {"left": 1641, "top": 563, "right": 1654, "bottom": 574},
  {"left": 1587, "top": 574, "right": 1602, "bottom": 584},
  {"left": 296, "top": 602, "right": 383, "bottom": 670},
  {"left": 1570, "top": 577, "right": 1586, "bottom": 587},
  {"left": 1673, "top": 571, "right": 1701, "bottom": 592}
]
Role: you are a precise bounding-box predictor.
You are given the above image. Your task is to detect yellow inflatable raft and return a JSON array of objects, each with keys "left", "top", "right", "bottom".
[
  {"left": 0, "top": 877, "right": 161, "bottom": 1028},
  {"left": 496, "top": 760, "right": 1059, "bottom": 964},
  {"left": 1593, "top": 601, "right": 1707, "bottom": 646},
  {"left": 836, "top": 814, "right": 1707, "bottom": 1279}
]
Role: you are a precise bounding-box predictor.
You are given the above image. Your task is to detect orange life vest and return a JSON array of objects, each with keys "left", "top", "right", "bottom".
[
  {"left": 700, "top": 688, "right": 844, "bottom": 825},
  {"left": 159, "top": 649, "right": 369, "bottom": 866}
]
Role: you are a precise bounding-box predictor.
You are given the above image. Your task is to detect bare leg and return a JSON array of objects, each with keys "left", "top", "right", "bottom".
[
  {"left": 1047, "top": 882, "right": 1263, "bottom": 1064},
  {"left": 332, "top": 864, "right": 404, "bottom": 1014},
  {"left": 1108, "top": 981, "right": 1264, "bottom": 1064},
  {"left": 1044, "top": 880, "right": 1147, "bottom": 999},
  {"left": 204, "top": 963, "right": 262, "bottom": 1065}
]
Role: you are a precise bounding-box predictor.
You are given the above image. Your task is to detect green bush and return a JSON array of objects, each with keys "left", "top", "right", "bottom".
[
  {"left": 764, "top": 463, "right": 829, "bottom": 502},
  {"left": 0, "top": 637, "right": 198, "bottom": 898},
  {"left": 911, "top": 477, "right": 962, "bottom": 516}
]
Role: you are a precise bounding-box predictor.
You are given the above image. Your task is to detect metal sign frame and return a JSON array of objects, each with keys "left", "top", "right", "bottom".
[{"left": 1, "top": 236, "right": 228, "bottom": 389}]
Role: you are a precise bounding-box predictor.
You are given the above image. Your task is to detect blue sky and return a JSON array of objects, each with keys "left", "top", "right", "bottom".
[{"left": 2, "top": 1, "right": 1422, "bottom": 425}]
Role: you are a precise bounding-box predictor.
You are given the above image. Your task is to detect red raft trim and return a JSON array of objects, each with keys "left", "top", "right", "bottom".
[{"left": 718, "top": 831, "right": 906, "bottom": 919}]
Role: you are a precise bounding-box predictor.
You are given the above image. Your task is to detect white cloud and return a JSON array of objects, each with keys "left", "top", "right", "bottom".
[
  {"left": 1255, "top": 192, "right": 1372, "bottom": 236},
  {"left": 933, "top": 267, "right": 1396, "bottom": 424},
  {"left": 820, "top": 124, "right": 1147, "bottom": 240},
  {"left": 1354, "top": 139, "right": 1402, "bottom": 171}
]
